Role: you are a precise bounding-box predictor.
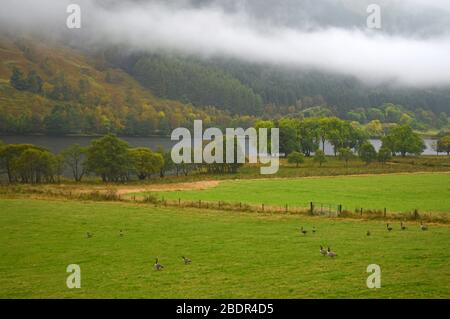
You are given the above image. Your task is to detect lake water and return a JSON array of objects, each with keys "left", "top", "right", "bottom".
[{"left": 0, "top": 135, "right": 445, "bottom": 156}]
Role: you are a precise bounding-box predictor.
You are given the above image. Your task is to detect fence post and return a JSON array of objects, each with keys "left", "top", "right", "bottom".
[
  {"left": 384, "top": 208, "right": 387, "bottom": 218},
  {"left": 360, "top": 208, "right": 363, "bottom": 217},
  {"left": 262, "top": 204, "right": 265, "bottom": 212},
  {"left": 310, "top": 202, "right": 314, "bottom": 215},
  {"left": 285, "top": 204, "right": 288, "bottom": 213}
]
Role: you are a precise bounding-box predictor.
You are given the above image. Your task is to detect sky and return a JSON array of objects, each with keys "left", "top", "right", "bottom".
[{"left": 1, "top": 0, "right": 450, "bottom": 87}]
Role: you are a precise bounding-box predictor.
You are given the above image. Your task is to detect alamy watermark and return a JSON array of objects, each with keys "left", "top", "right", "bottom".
[
  {"left": 66, "top": 4, "right": 81, "bottom": 29},
  {"left": 66, "top": 264, "right": 81, "bottom": 289},
  {"left": 366, "top": 264, "right": 381, "bottom": 289},
  {"left": 171, "top": 120, "right": 280, "bottom": 175},
  {"left": 367, "top": 4, "right": 382, "bottom": 30}
]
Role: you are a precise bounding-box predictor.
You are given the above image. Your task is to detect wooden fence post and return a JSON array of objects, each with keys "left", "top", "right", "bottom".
[{"left": 310, "top": 202, "right": 314, "bottom": 215}]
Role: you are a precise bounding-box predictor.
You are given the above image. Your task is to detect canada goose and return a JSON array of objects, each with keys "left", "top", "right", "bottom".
[
  {"left": 366, "top": 230, "right": 371, "bottom": 236},
  {"left": 300, "top": 227, "right": 307, "bottom": 235},
  {"left": 119, "top": 230, "right": 124, "bottom": 237},
  {"left": 327, "top": 247, "right": 337, "bottom": 258},
  {"left": 401, "top": 222, "right": 406, "bottom": 231},
  {"left": 320, "top": 246, "right": 327, "bottom": 256},
  {"left": 154, "top": 258, "right": 164, "bottom": 271},
  {"left": 182, "top": 256, "right": 192, "bottom": 265},
  {"left": 420, "top": 222, "right": 428, "bottom": 231},
  {"left": 86, "top": 232, "right": 93, "bottom": 238},
  {"left": 386, "top": 224, "right": 393, "bottom": 232},
  {"left": 312, "top": 227, "right": 316, "bottom": 234}
]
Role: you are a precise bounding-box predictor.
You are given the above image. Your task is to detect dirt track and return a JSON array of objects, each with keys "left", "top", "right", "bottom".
[{"left": 115, "top": 180, "right": 220, "bottom": 195}]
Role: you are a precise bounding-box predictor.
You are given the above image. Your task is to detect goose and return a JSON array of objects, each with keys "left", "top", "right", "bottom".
[
  {"left": 86, "top": 232, "right": 93, "bottom": 238},
  {"left": 400, "top": 222, "right": 406, "bottom": 231},
  {"left": 312, "top": 227, "right": 316, "bottom": 234},
  {"left": 386, "top": 224, "right": 393, "bottom": 232},
  {"left": 366, "top": 230, "right": 371, "bottom": 236},
  {"left": 154, "top": 258, "right": 164, "bottom": 271},
  {"left": 420, "top": 222, "right": 428, "bottom": 231},
  {"left": 326, "top": 247, "right": 337, "bottom": 258},
  {"left": 320, "top": 246, "right": 327, "bottom": 256},
  {"left": 300, "top": 227, "right": 308, "bottom": 235},
  {"left": 119, "top": 230, "right": 124, "bottom": 237},
  {"left": 182, "top": 256, "right": 192, "bottom": 265}
]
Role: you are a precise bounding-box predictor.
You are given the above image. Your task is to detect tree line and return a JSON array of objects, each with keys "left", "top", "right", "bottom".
[
  {"left": 0, "top": 135, "right": 164, "bottom": 184},
  {"left": 0, "top": 135, "right": 245, "bottom": 184}
]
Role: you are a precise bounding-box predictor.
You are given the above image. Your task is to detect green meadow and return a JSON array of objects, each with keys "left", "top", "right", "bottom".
[
  {"left": 0, "top": 199, "right": 449, "bottom": 298},
  {"left": 154, "top": 173, "right": 450, "bottom": 213}
]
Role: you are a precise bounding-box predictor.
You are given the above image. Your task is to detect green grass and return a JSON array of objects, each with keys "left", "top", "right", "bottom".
[
  {"left": 154, "top": 173, "right": 450, "bottom": 213},
  {"left": 0, "top": 199, "right": 449, "bottom": 298}
]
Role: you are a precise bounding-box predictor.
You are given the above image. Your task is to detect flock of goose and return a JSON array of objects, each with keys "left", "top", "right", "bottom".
[
  {"left": 300, "top": 221, "right": 430, "bottom": 259},
  {"left": 84, "top": 221, "right": 430, "bottom": 270}
]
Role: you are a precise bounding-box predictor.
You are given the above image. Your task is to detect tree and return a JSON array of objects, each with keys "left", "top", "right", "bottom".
[
  {"left": 61, "top": 144, "right": 87, "bottom": 182},
  {"left": 10, "top": 148, "right": 58, "bottom": 183},
  {"left": 437, "top": 136, "right": 450, "bottom": 155},
  {"left": 129, "top": 148, "right": 164, "bottom": 180},
  {"left": 313, "top": 149, "right": 327, "bottom": 167},
  {"left": 277, "top": 119, "right": 299, "bottom": 156},
  {"left": 338, "top": 147, "right": 355, "bottom": 168},
  {"left": 358, "top": 142, "right": 377, "bottom": 165},
  {"left": 0, "top": 144, "right": 44, "bottom": 183},
  {"left": 287, "top": 151, "right": 305, "bottom": 168},
  {"left": 381, "top": 125, "right": 425, "bottom": 157},
  {"left": 44, "top": 105, "right": 71, "bottom": 135},
  {"left": 378, "top": 145, "right": 392, "bottom": 166},
  {"left": 85, "top": 135, "right": 133, "bottom": 182},
  {"left": 10, "top": 67, "right": 28, "bottom": 91},
  {"left": 26, "top": 70, "right": 43, "bottom": 94},
  {"left": 156, "top": 147, "right": 174, "bottom": 178}
]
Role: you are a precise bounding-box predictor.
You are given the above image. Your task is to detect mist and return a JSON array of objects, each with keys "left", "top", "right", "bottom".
[{"left": 1, "top": 0, "right": 450, "bottom": 87}]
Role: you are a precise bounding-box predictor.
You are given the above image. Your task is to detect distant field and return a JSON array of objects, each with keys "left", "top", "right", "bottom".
[
  {"left": 0, "top": 199, "right": 449, "bottom": 298},
  {"left": 154, "top": 173, "right": 450, "bottom": 213}
]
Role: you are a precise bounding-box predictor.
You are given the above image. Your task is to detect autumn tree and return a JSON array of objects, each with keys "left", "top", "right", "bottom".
[
  {"left": 437, "top": 136, "right": 450, "bottom": 155},
  {"left": 129, "top": 147, "right": 164, "bottom": 180}
]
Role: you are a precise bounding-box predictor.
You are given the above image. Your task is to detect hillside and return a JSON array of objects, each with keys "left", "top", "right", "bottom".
[
  {"left": 0, "top": 35, "right": 236, "bottom": 136},
  {"left": 110, "top": 52, "right": 450, "bottom": 130},
  {"left": 0, "top": 35, "right": 448, "bottom": 136}
]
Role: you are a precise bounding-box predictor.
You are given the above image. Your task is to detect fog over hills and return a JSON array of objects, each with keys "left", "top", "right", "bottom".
[{"left": 1, "top": 0, "right": 450, "bottom": 87}]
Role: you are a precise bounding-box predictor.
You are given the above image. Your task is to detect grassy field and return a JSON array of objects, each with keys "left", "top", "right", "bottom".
[
  {"left": 152, "top": 173, "right": 450, "bottom": 213},
  {"left": 0, "top": 199, "right": 449, "bottom": 298}
]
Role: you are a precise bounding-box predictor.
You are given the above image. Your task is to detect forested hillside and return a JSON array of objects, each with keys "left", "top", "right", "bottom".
[
  {"left": 0, "top": 34, "right": 449, "bottom": 136},
  {"left": 132, "top": 55, "right": 263, "bottom": 115},
  {"left": 0, "top": 35, "right": 240, "bottom": 136},
  {"left": 111, "top": 53, "right": 450, "bottom": 131}
]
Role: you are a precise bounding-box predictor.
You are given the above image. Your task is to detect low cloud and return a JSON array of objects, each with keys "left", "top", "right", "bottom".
[{"left": 2, "top": 0, "right": 450, "bottom": 87}]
